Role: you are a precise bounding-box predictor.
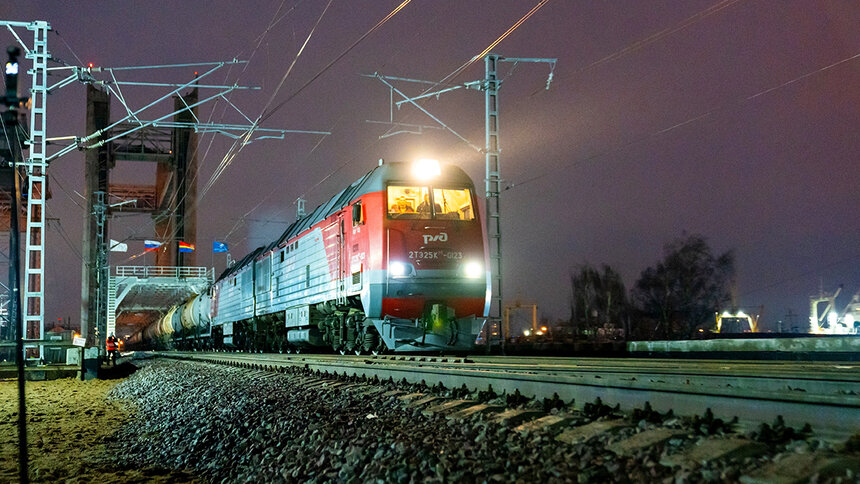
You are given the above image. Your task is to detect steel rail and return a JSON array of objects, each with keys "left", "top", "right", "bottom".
[{"left": 159, "top": 351, "right": 860, "bottom": 440}]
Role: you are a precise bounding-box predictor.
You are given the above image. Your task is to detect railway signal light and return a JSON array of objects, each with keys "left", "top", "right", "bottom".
[{"left": 5, "top": 46, "right": 22, "bottom": 109}]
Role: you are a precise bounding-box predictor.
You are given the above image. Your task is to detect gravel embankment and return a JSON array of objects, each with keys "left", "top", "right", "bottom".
[{"left": 106, "top": 359, "right": 859, "bottom": 483}]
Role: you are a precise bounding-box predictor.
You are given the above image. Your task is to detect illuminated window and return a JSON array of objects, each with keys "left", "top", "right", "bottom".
[
  {"left": 387, "top": 185, "right": 427, "bottom": 219},
  {"left": 432, "top": 187, "right": 475, "bottom": 220},
  {"left": 387, "top": 185, "right": 474, "bottom": 220}
]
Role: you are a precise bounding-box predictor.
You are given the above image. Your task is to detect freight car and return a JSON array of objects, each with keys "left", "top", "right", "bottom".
[{"left": 146, "top": 159, "right": 489, "bottom": 353}]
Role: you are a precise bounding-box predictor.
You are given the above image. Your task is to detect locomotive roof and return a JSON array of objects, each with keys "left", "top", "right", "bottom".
[
  {"left": 216, "top": 246, "right": 264, "bottom": 281},
  {"left": 215, "top": 161, "right": 474, "bottom": 282}
]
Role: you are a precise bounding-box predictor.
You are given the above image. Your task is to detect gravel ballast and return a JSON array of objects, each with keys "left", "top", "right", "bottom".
[{"left": 104, "top": 359, "right": 859, "bottom": 483}]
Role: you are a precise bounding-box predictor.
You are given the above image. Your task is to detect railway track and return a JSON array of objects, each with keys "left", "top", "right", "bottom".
[{"left": 158, "top": 351, "right": 860, "bottom": 440}]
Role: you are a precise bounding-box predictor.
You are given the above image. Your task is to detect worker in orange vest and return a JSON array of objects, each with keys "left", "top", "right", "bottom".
[{"left": 106, "top": 334, "right": 118, "bottom": 366}]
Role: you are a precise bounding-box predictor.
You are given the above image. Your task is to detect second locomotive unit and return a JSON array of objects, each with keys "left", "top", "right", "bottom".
[{"left": 150, "top": 159, "right": 489, "bottom": 353}]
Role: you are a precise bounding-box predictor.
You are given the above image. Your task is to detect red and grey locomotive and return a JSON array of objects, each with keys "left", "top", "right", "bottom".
[{"left": 148, "top": 159, "right": 489, "bottom": 353}]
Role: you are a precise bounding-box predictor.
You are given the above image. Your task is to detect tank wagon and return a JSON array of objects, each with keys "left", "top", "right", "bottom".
[{"left": 146, "top": 159, "right": 489, "bottom": 353}]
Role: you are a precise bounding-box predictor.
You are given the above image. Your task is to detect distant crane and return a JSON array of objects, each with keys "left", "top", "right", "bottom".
[{"left": 810, "top": 284, "right": 859, "bottom": 334}]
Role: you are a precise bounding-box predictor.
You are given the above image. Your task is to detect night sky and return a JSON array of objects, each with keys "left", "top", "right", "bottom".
[{"left": 2, "top": 1, "right": 858, "bottom": 332}]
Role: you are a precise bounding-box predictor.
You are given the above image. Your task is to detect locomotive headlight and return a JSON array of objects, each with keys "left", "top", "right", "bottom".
[
  {"left": 412, "top": 158, "right": 440, "bottom": 180},
  {"left": 462, "top": 260, "right": 483, "bottom": 279},
  {"left": 389, "top": 261, "right": 409, "bottom": 277}
]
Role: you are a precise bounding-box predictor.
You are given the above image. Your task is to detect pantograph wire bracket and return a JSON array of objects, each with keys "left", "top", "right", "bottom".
[{"left": 363, "top": 73, "right": 483, "bottom": 152}]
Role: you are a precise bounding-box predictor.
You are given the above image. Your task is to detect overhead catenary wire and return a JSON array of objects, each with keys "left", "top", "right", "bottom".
[
  {"left": 223, "top": 113, "right": 341, "bottom": 244},
  {"left": 108, "top": 0, "right": 330, "bottom": 254},
  {"left": 258, "top": 0, "right": 414, "bottom": 125},
  {"left": 298, "top": 0, "right": 551, "bottom": 208},
  {"left": 45, "top": 212, "right": 84, "bottom": 264},
  {"left": 374, "top": 0, "right": 550, "bottom": 142},
  {"left": 505, "top": 50, "right": 860, "bottom": 191},
  {"left": 528, "top": 0, "right": 745, "bottom": 98},
  {"left": 87, "top": 0, "right": 414, "bottom": 254},
  {"left": 214, "top": 1, "right": 416, "bottom": 244},
  {"left": 385, "top": 0, "right": 743, "bottom": 145},
  {"left": 96, "top": 0, "right": 306, "bottom": 250},
  {"left": 436, "top": 0, "right": 550, "bottom": 87},
  {"left": 200, "top": 0, "right": 336, "bottom": 201}
]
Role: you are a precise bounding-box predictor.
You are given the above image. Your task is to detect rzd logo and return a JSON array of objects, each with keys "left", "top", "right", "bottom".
[{"left": 422, "top": 232, "right": 448, "bottom": 244}]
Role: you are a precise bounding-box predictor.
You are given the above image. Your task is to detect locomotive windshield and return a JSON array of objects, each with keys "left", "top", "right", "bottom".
[{"left": 387, "top": 185, "right": 475, "bottom": 220}]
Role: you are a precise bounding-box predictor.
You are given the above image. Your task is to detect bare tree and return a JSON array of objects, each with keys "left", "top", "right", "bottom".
[
  {"left": 631, "top": 234, "right": 734, "bottom": 339},
  {"left": 570, "top": 264, "right": 628, "bottom": 339}
]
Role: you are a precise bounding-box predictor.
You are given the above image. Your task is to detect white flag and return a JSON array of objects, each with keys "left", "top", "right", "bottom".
[{"left": 109, "top": 239, "right": 128, "bottom": 252}]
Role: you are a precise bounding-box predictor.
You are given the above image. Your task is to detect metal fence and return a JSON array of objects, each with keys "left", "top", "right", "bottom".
[{"left": 115, "top": 266, "right": 213, "bottom": 280}]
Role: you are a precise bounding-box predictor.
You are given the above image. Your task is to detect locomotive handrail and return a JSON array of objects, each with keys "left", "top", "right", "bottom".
[{"left": 115, "top": 265, "right": 213, "bottom": 281}]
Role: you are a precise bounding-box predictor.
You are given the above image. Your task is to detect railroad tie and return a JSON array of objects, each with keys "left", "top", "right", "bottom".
[
  {"left": 406, "top": 395, "right": 442, "bottom": 409},
  {"left": 513, "top": 414, "right": 573, "bottom": 434},
  {"left": 351, "top": 387, "right": 391, "bottom": 398},
  {"left": 446, "top": 403, "right": 505, "bottom": 421},
  {"left": 422, "top": 399, "right": 475, "bottom": 417},
  {"left": 487, "top": 408, "right": 544, "bottom": 427},
  {"left": 660, "top": 438, "right": 767, "bottom": 469},
  {"left": 396, "top": 392, "right": 426, "bottom": 402},
  {"left": 739, "top": 453, "right": 860, "bottom": 484},
  {"left": 606, "top": 428, "right": 687, "bottom": 457},
  {"left": 555, "top": 419, "right": 630, "bottom": 445}
]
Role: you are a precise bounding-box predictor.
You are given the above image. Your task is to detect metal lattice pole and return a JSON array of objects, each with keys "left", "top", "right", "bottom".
[
  {"left": 484, "top": 54, "right": 503, "bottom": 349},
  {"left": 22, "top": 21, "right": 49, "bottom": 361},
  {"left": 93, "top": 191, "right": 108, "bottom": 358}
]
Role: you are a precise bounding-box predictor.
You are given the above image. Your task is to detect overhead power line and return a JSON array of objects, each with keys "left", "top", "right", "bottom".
[
  {"left": 259, "top": 0, "right": 414, "bottom": 124},
  {"left": 216, "top": 0, "right": 415, "bottom": 242},
  {"left": 527, "top": 0, "right": 745, "bottom": 98},
  {"left": 200, "top": 0, "right": 336, "bottom": 201},
  {"left": 506, "top": 50, "right": 860, "bottom": 191}
]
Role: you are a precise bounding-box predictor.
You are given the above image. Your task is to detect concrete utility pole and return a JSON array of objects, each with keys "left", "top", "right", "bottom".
[
  {"left": 366, "top": 53, "right": 556, "bottom": 351},
  {"left": 81, "top": 85, "right": 110, "bottom": 345}
]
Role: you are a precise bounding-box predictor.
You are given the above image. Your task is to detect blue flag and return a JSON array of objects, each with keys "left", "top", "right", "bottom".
[{"left": 213, "top": 241, "right": 228, "bottom": 253}]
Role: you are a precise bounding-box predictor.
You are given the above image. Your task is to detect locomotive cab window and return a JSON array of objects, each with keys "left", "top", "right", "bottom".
[
  {"left": 387, "top": 185, "right": 474, "bottom": 220},
  {"left": 352, "top": 201, "right": 364, "bottom": 226},
  {"left": 432, "top": 187, "right": 475, "bottom": 220}
]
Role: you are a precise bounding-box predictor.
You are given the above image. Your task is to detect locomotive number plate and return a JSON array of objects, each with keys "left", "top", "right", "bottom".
[{"left": 408, "top": 250, "right": 463, "bottom": 260}]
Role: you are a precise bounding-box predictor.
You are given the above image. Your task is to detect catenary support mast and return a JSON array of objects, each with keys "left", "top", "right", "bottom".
[{"left": 484, "top": 55, "right": 503, "bottom": 335}]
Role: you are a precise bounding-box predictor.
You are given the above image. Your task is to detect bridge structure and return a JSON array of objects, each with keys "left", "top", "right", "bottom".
[
  {"left": 108, "top": 266, "right": 213, "bottom": 339},
  {"left": 82, "top": 85, "right": 203, "bottom": 353}
]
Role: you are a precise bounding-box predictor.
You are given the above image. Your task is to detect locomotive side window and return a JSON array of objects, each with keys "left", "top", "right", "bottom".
[{"left": 352, "top": 201, "right": 364, "bottom": 226}]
